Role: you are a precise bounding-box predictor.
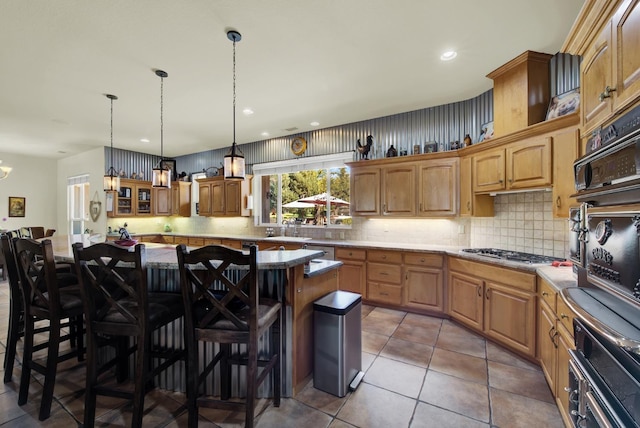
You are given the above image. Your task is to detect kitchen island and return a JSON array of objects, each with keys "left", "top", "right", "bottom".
[{"left": 46, "top": 234, "right": 342, "bottom": 396}]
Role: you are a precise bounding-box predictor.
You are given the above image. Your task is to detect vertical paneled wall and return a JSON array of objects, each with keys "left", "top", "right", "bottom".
[{"left": 105, "top": 53, "right": 581, "bottom": 178}]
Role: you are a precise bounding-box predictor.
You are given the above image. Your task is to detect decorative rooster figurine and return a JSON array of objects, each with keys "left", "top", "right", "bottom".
[{"left": 357, "top": 135, "right": 374, "bottom": 160}]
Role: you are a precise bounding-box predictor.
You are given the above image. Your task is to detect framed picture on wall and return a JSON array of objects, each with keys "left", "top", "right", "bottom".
[
  {"left": 8, "top": 196, "right": 25, "bottom": 217},
  {"left": 478, "top": 121, "right": 494, "bottom": 142},
  {"left": 160, "top": 159, "right": 177, "bottom": 181},
  {"left": 546, "top": 88, "right": 580, "bottom": 120}
]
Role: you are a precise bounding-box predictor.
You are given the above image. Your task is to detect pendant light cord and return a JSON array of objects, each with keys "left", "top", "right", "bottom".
[
  {"left": 232, "top": 35, "right": 237, "bottom": 145},
  {"left": 110, "top": 96, "right": 114, "bottom": 172},
  {"left": 160, "top": 73, "right": 164, "bottom": 161}
]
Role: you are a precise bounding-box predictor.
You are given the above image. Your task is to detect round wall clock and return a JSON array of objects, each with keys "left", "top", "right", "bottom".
[{"left": 290, "top": 136, "right": 307, "bottom": 156}]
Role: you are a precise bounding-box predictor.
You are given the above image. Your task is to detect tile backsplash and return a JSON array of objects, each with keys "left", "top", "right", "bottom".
[
  {"left": 469, "top": 191, "right": 569, "bottom": 259},
  {"left": 108, "top": 190, "right": 569, "bottom": 259}
]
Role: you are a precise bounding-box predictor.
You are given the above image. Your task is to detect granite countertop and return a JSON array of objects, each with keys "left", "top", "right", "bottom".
[{"left": 47, "top": 235, "right": 327, "bottom": 271}]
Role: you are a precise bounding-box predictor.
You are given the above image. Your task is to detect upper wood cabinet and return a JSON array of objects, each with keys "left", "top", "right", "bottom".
[
  {"left": 153, "top": 187, "right": 172, "bottom": 216},
  {"left": 350, "top": 166, "right": 381, "bottom": 216},
  {"left": 552, "top": 127, "right": 580, "bottom": 218},
  {"left": 382, "top": 164, "right": 416, "bottom": 216},
  {"left": 107, "top": 179, "right": 153, "bottom": 218},
  {"left": 172, "top": 181, "right": 191, "bottom": 217},
  {"left": 460, "top": 155, "right": 494, "bottom": 217},
  {"left": 473, "top": 137, "right": 552, "bottom": 193},
  {"left": 417, "top": 158, "right": 458, "bottom": 216},
  {"left": 197, "top": 176, "right": 250, "bottom": 217},
  {"left": 580, "top": 0, "right": 640, "bottom": 134}
]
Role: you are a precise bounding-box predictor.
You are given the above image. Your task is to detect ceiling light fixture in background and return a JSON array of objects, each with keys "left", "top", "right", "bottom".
[
  {"left": 223, "top": 30, "right": 245, "bottom": 180},
  {"left": 103, "top": 94, "right": 120, "bottom": 192},
  {"left": 440, "top": 50, "right": 457, "bottom": 61},
  {"left": 152, "top": 69, "right": 171, "bottom": 188},
  {"left": 0, "top": 160, "right": 12, "bottom": 180}
]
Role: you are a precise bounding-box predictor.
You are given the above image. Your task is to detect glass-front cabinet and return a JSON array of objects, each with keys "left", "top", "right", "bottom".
[{"left": 107, "top": 179, "right": 153, "bottom": 217}]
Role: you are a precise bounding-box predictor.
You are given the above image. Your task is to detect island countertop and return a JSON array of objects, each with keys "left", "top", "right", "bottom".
[{"left": 46, "top": 234, "right": 327, "bottom": 270}]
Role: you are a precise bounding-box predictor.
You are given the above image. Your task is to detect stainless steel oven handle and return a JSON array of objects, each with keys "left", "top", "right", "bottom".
[{"left": 585, "top": 391, "right": 615, "bottom": 428}]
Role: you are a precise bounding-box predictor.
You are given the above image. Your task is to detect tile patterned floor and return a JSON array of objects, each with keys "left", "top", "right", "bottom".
[{"left": 0, "top": 281, "right": 563, "bottom": 427}]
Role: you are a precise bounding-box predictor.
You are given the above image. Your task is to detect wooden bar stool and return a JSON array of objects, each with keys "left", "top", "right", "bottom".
[
  {"left": 13, "top": 237, "right": 85, "bottom": 420},
  {"left": 176, "top": 244, "right": 282, "bottom": 428},
  {"left": 73, "top": 242, "right": 185, "bottom": 428}
]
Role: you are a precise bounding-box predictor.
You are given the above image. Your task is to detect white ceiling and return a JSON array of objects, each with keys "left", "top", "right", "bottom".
[{"left": 0, "top": 0, "right": 586, "bottom": 160}]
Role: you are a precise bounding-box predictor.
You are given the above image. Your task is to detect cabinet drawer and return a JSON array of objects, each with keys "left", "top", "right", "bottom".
[
  {"left": 368, "top": 250, "right": 402, "bottom": 264},
  {"left": 368, "top": 282, "right": 402, "bottom": 305},
  {"left": 538, "top": 278, "right": 557, "bottom": 312},
  {"left": 557, "top": 297, "right": 575, "bottom": 335},
  {"left": 173, "top": 236, "right": 190, "bottom": 245},
  {"left": 203, "top": 238, "right": 222, "bottom": 245},
  {"left": 188, "top": 237, "right": 205, "bottom": 247},
  {"left": 404, "top": 252, "right": 443, "bottom": 268},
  {"left": 367, "top": 262, "right": 402, "bottom": 284},
  {"left": 336, "top": 247, "right": 366, "bottom": 261}
]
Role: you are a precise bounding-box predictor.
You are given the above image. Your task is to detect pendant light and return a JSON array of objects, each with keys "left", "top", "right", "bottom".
[
  {"left": 223, "top": 30, "right": 245, "bottom": 180},
  {"left": 103, "top": 94, "right": 121, "bottom": 192},
  {"left": 152, "top": 69, "right": 171, "bottom": 188}
]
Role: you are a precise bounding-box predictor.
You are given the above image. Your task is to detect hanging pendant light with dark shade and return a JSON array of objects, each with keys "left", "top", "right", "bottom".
[
  {"left": 223, "top": 30, "right": 245, "bottom": 180},
  {"left": 152, "top": 69, "right": 172, "bottom": 188},
  {"left": 103, "top": 93, "right": 121, "bottom": 192}
]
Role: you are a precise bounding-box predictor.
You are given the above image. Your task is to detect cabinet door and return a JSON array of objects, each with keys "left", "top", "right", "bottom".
[
  {"left": 404, "top": 266, "right": 443, "bottom": 312},
  {"left": 473, "top": 149, "right": 505, "bottom": 193},
  {"left": 448, "top": 271, "right": 483, "bottom": 330},
  {"left": 172, "top": 182, "right": 191, "bottom": 217},
  {"left": 136, "top": 184, "right": 152, "bottom": 216},
  {"left": 552, "top": 128, "right": 580, "bottom": 218},
  {"left": 506, "top": 137, "right": 552, "bottom": 189},
  {"left": 382, "top": 164, "right": 416, "bottom": 216},
  {"left": 484, "top": 281, "right": 536, "bottom": 357},
  {"left": 224, "top": 181, "right": 241, "bottom": 216},
  {"left": 556, "top": 323, "right": 575, "bottom": 427},
  {"left": 116, "top": 185, "right": 133, "bottom": 216},
  {"left": 211, "top": 180, "right": 225, "bottom": 216},
  {"left": 613, "top": 0, "right": 640, "bottom": 111},
  {"left": 582, "top": 20, "right": 613, "bottom": 134},
  {"left": 417, "top": 159, "right": 458, "bottom": 216},
  {"left": 198, "top": 182, "right": 212, "bottom": 216},
  {"left": 153, "top": 187, "right": 172, "bottom": 216},
  {"left": 459, "top": 156, "right": 473, "bottom": 216},
  {"left": 538, "top": 301, "right": 558, "bottom": 394},
  {"left": 351, "top": 167, "right": 380, "bottom": 216},
  {"left": 337, "top": 261, "right": 365, "bottom": 295}
]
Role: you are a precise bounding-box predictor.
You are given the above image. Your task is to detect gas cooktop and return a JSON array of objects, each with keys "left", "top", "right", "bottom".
[{"left": 461, "top": 248, "right": 566, "bottom": 264}]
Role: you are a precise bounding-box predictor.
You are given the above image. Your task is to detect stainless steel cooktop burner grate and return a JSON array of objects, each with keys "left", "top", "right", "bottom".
[{"left": 461, "top": 248, "right": 566, "bottom": 264}]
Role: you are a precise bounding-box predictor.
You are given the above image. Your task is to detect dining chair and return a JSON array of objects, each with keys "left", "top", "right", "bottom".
[
  {"left": 13, "top": 237, "right": 85, "bottom": 420},
  {"left": 72, "top": 241, "right": 185, "bottom": 428},
  {"left": 176, "top": 244, "right": 282, "bottom": 428},
  {"left": 45, "top": 228, "right": 56, "bottom": 237},
  {"left": 29, "top": 226, "right": 45, "bottom": 239}
]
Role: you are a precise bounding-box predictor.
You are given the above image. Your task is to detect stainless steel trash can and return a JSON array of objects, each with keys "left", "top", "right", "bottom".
[{"left": 313, "top": 290, "right": 362, "bottom": 397}]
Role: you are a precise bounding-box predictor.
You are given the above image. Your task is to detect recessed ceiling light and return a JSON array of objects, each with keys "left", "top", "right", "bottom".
[
  {"left": 261, "top": 132, "right": 269, "bottom": 137},
  {"left": 310, "top": 121, "right": 320, "bottom": 127},
  {"left": 140, "top": 138, "right": 150, "bottom": 143},
  {"left": 440, "top": 50, "right": 457, "bottom": 61},
  {"left": 243, "top": 108, "right": 254, "bottom": 115}
]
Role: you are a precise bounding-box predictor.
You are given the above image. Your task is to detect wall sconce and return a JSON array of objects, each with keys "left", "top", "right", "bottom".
[{"left": 0, "top": 160, "right": 12, "bottom": 180}]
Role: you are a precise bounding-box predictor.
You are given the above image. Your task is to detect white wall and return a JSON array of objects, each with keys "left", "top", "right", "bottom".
[
  {"left": 56, "top": 147, "right": 105, "bottom": 235},
  {"left": 0, "top": 152, "right": 58, "bottom": 232}
]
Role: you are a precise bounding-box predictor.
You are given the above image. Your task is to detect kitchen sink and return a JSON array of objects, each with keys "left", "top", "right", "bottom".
[{"left": 263, "top": 236, "right": 312, "bottom": 242}]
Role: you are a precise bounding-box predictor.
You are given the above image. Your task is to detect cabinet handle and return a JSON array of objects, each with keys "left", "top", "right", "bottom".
[
  {"left": 467, "top": 201, "right": 471, "bottom": 210},
  {"left": 485, "top": 289, "right": 490, "bottom": 299},
  {"left": 383, "top": 203, "right": 386, "bottom": 213},
  {"left": 599, "top": 85, "right": 617, "bottom": 101},
  {"left": 560, "top": 313, "right": 569, "bottom": 320},
  {"left": 477, "top": 286, "right": 482, "bottom": 297},
  {"left": 297, "top": 288, "right": 302, "bottom": 293},
  {"left": 380, "top": 272, "right": 389, "bottom": 276},
  {"left": 380, "top": 292, "right": 389, "bottom": 296},
  {"left": 420, "top": 258, "right": 425, "bottom": 262},
  {"left": 542, "top": 291, "right": 549, "bottom": 297},
  {"left": 556, "top": 196, "right": 561, "bottom": 208}
]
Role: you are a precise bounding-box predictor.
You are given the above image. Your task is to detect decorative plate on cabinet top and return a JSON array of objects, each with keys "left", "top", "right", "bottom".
[{"left": 290, "top": 136, "right": 307, "bottom": 156}]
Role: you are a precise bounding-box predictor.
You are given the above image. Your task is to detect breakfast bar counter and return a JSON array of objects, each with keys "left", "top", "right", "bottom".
[{"left": 46, "top": 234, "right": 342, "bottom": 396}]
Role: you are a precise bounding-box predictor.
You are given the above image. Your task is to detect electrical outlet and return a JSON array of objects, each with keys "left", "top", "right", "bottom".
[
  {"left": 339, "top": 232, "right": 345, "bottom": 240},
  {"left": 458, "top": 225, "right": 465, "bottom": 234},
  {"left": 325, "top": 231, "right": 332, "bottom": 239}
]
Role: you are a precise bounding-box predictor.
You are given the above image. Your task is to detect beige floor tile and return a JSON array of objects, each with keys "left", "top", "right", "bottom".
[
  {"left": 295, "top": 380, "right": 349, "bottom": 416},
  {"left": 429, "top": 347, "right": 488, "bottom": 384},
  {"left": 401, "top": 313, "right": 444, "bottom": 329},
  {"left": 392, "top": 322, "right": 439, "bottom": 346},
  {"left": 256, "top": 398, "right": 333, "bottom": 428},
  {"left": 363, "top": 356, "right": 426, "bottom": 398},
  {"left": 362, "top": 314, "right": 400, "bottom": 336},
  {"left": 361, "top": 304, "right": 375, "bottom": 318},
  {"left": 411, "top": 401, "right": 490, "bottom": 428},
  {"left": 329, "top": 420, "right": 358, "bottom": 428},
  {"left": 366, "top": 307, "right": 406, "bottom": 323},
  {"left": 362, "top": 330, "right": 389, "bottom": 355},
  {"left": 337, "top": 383, "right": 416, "bottom": 428},
  {"left": 418, "top": 370, "right": 490, "bottom": 423},
  {"left": 361, "top": 352, "right": 376, "bottom": 373},
  {"left": 488, "top": 360, "right": 554, "bottom": 403},
  {"left": 490, "top": 387, "right": 564, "bottom": 428},
  {"left": 380, "top": 337, "right": 433, "bottom": 368},
  {"left": 486, "top": 341, "right": 540, "bottom": 371},
  {"left": 436, "top": 321, "right": 486, "bottom": 358}
]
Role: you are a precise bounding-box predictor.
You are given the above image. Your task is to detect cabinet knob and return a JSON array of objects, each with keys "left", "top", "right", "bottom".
[
  {"left": 599, "top": 85, "right": 617, "bottom": 101},
  {"left": 542, "top": 291, "right": 549, "bottom": 297},
  {"left": 420, "top": 258, "right": 425, "bottom": 262},
  {"left": 561, "top": 313, "right": 569, "bottom": 319},
  {"left": 297, "top": 288, "right": 302, "bottom": 293}
]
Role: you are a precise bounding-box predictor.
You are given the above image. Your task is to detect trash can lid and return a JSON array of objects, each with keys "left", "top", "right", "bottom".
[{"left": 314, "top": 290, "right": 361, "bottom": 315}]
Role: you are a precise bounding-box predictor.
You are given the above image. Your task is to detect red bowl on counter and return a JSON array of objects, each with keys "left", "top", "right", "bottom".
[{"left": 113, "top": 239, "right": 138, "bottom": 247}]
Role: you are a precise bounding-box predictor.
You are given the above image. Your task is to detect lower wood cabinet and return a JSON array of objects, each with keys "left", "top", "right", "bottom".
[
  {"left": 336, "top": 247, "right": 366, "bottom": 295},
  {"left": 403, "top": 253, "right": 444, "bottom": 312},
  {"left": 538, "top": 277, "right": 575, "bottom": 428},
  {"left": 448, "top": 256, "right": 537, "bottom": 358},
  {"left": 367, "top": 250, "right": 403, "bottom": 305}
]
